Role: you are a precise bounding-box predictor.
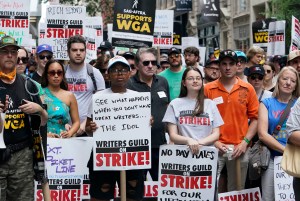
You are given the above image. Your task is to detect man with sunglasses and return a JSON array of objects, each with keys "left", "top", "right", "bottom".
[
  {"left": 204, "top": 49, "right": 259, "bottom": 191},
  {"left": 0, "top": 35, "right": 48, "bottom": 200},
  {"left": 127, "top": 47, "right": 170, "bottom": 181},
  {"left": 32, "top": 44, "right": 53, "bottom": 83},
  {"left": 159, "top": 47, "right": 185, "bottom": 100}
]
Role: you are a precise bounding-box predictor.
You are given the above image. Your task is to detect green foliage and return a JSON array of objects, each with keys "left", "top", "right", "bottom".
[{"left": 271, "top": 0, "right": 300, "bottom": 51}]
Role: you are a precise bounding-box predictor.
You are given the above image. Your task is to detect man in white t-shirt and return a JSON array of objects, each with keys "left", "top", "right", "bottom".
[{"left": 65, "top": 35, "right": 105, "bottom": 136}]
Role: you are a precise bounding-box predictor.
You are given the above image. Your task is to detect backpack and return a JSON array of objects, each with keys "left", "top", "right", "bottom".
[{"left": 65, "top": 63, "right": 98, "bottom": 93}]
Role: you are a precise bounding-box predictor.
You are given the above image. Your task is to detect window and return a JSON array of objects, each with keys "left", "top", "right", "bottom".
[{"left": 239, "top": 0, "right": 247, "bottom": 12}]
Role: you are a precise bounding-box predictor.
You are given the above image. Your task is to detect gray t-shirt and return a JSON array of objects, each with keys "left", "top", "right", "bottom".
[
  {"left": 163, "top": 97, "right": 224, "bottom": 141},
  {"left": 87, "top": 88, "right": 137, "bottom": 118},
  {"left": 65, "top": 64, "right": 105, "bottom": 123},
  {"left": 286, "top": 97, "right": 300, "bottom": 140}
]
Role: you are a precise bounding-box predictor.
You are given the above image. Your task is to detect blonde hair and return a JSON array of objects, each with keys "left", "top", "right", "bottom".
[
  {"left": 247, "top": 46, "right": 265, "bottom": 61},
  {"left": 272, "top": 66, "right": 300, "bottom": 98}
]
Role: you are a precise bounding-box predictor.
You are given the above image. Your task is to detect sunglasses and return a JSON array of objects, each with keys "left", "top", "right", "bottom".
[
  {"left": 142, "top": 60, "right": 157, "bottom": 66},
  {"left": 250, "top": 75, "right": 264, "bottom": 80},
  {"left": 48, "top": 70, "right": 63, "bottom": 77},
  {"left": 130, "top": 64, "right": 135, "bottom": 69},
  {"left": 266, "top": 70, "right": 272, "bottom": 74},
  {"left": 169, "top": 54, "right": 180, "bottom": 59},
  {"left": 237, "top": 60, "right": 246, "bottom": 64},
  {"left": 17, "top": 57, "right": 29, "bottom": 64},
  {"left": 39, "top": 55, "right": 53, "bottom": 60}
]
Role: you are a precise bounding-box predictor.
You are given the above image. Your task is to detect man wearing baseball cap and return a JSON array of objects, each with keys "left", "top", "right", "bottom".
[
  {"left": 204, "top": 49, "right": 259, "bottom": 191},
  {"left": 97, "top": 40, "right": 114, "bottom": 58},
  {"left": 85, "top": 56, "right": 145, "bottom": 201},
  {"left": 31, "top": 44, "right": 53, "bottom": 83},
  {"left": 0, "top": 35, "right": 48, "bottom": 200},
  {"left": 159, "top": 47, "right": 185, "bottom": 100},
  {"left": 203, "top": 58, "right": 220, "bottom": 84},
  {"left": 287, "top": 50, "right": 300, "bottom": 73}
]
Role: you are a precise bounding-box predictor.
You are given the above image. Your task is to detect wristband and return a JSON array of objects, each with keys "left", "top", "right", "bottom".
[{"left": 243, "top": 137, "right": 250, "bottom": 144}]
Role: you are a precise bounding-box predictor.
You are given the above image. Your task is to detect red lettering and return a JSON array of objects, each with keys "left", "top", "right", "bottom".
[
  {"left": 153, "top": 37, "right": 172, "bottom": 45},
  {"left": 50, "top": 190, "right": 59, "bottom": 201},
  {"left": 112, "top": 153, "right": 121, "bottom": 166},
  {"left": 160, "top": 175, "right": 210, "bottom": 189},
  {"left": 96, "top": 153, "right": 104, "bottom": 166},
  {"left": 36, "top": 190, "right": 43, "bottom": 201},
  {"left": 87, "top": 43, "right": 96, "bottom": 50},
  {"left": 0, "top": 19, "right": 27, "bottom": 28},
  {"left": 144, "top": 183, "right": 158, "bottom": 197},
  {"left": 83, "top": 184, "right": 89, "bottom": 196},
  {"left": 46, "top": 28, "right": 83, "bottom": 38}
]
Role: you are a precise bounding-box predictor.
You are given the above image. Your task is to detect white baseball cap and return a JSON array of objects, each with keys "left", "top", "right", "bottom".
[{"left": 108, "top": 56, "right": 130, "bottom": 70}]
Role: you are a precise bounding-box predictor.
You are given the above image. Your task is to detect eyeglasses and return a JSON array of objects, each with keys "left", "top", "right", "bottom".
[
  {"left": 17, "top": 57, "right": 29, "bottom": 64},
  {"left": 237, "top": 60, "right": 246, "bottom": 64},
  {"left": 266, "top": 70, "right": 272, "bottom": 74},
  {"left": 169, "top": 54, "right": 180, "bottom": 59},
  {"left": 0, "top": 49, "right": 18, "bottom": 55},
  {"left": 109, "top": 68, "right": 130, "bottom": 75},
  {"left": 250, "top": 75, "right": 264, "bottom": 80},
  {"left": 142, "top": 60, "right": 157, "bottom": 66},
  {"left": 48, "top": 70, "right": 63, "bottom": 77},
  {"left": 39, "top": 55, "right": 52, "bottom": 60},
  {"left": 186, "top": 76, "right": 202, "bottom": 81}
]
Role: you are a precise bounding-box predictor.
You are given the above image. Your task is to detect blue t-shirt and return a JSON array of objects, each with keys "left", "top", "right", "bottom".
[{"left": 262, "top": 97, "right": 296, "bottom": 156}]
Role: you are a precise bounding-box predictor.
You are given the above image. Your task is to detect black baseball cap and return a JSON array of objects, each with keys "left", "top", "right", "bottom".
[
  {"left": 244, "top": 65, "right": 265, "bottom": 76},
  {"left": 98, "top": 41, "right": 112, "bottom": 50},
  {"left": 123, "top": 51, "right": 135, "bottom": 60},
  {"left": 219, "top": 49, "right": 238, "bottom": 62},
  {"left": 205, "top": 58, "right": 219, "bottom": 67},
  {"left": 168, "top": 47, "right": 180, "bottom": 55}
]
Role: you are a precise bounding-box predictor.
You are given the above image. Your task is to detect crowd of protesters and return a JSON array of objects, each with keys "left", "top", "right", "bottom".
[{"left": 1, "top": 33, "right": 300, "bottom": 201}]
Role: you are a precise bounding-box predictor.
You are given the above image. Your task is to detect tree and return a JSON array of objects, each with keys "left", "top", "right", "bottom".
[{"left": 270, "top": 0, "right": 300, "bottom": 51}]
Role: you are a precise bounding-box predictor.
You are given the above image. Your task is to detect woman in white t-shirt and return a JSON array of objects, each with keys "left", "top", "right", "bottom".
[{"left": 163, "top": 66, "right": 224, "bottom": 154}]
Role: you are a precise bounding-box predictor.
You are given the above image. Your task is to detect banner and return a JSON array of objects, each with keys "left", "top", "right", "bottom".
[
  {"left": 199, "top": 0, "right": 220, "bottom": 23},
  {"left": 35, "top": 138, "right": 93, "bottom": 201},
  {"left": 158, "top": 145, "right": 218, "bottom": 201},
  {"left": 153, "top": 10, "right": 174, "bottom": 48},
  {"left": 252, "top": 18, "right": 276, "bottom": 51},
  {"left": 175, "top": 0, "right": 192, "bottom": 11},
  {"left": 92, "top": 92, "right": 151, "bottom": 170},
  {"left": 267, "top": 20, "right": 286, "bottom": 56},
  {"left": 274, "top": 156, "right": 295, "bottom": 201},
  {"left": 84, "top": 28, "right": 98, "bottom": 63},
  {"left": 290, "top": 16, "right": 300, "bottom": 51},
  {"left": 0, "top": 0, "right": 30, "bottom": 45},
  {"left": 85, "top": 16, "right": 103, "bottom": 48},
  {"left": 35, "top": 178, "right": 82, "bottom": 201},
  {"left": 218, "top": 188, "right": 262, "bottom": 201},
  {"left": 112, "top": 0, "right": 156, "bottom": 48},
  {"left": 44, "top": 5, "right": 86, "bottom": 59},
  {"left": 212, "top": 36, "right": 220, "bottom": 59}
]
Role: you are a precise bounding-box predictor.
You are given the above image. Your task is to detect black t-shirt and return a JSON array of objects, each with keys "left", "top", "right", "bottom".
[
  {"left": 0, "top": 74, "right": 32, "bottom": 145},
  {"left": 31, "top": 72, "right": 42, "bottom": 84},
  {"left": 127, "top": 74, "right": 170, "bottom": 148}
]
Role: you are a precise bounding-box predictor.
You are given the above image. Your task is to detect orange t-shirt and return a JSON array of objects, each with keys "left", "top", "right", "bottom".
[{"left": 204, "top": 77, "right": 259, "bottom": 145}]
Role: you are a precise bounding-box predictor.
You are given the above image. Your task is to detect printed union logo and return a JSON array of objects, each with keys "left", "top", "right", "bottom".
[{"left": 132, "top": 0, "right": 138, "bottom": 9}]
